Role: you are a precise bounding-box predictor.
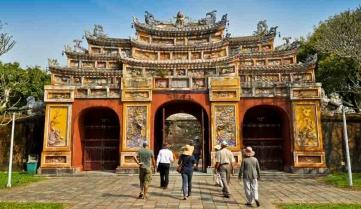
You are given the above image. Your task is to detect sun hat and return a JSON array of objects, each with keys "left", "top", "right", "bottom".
[
  {"left": 214, "top": 145, "right": 221, "bottom": 150},
  {"left": 244, "top": 146, "right": 255, "bottom": 157},
  {"left": 182, "top": 144, "right": 193, "bottom": 156},
  {"left": 221, "top": 140, "right": 228, "bottom": 147}
]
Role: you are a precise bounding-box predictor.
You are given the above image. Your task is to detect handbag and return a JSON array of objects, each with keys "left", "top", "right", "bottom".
[{"left": 176, "top": 160, "right": 183, "bottom": 173}]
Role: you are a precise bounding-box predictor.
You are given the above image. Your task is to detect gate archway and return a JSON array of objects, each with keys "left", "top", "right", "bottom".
[
  {"left": 80, "top": 108, "right": 120, "bottom": 170},
  {"left": 154, "top": 100, "right": 210, "bottom": 172},
  {"left": 242, "top": 105, "right": 290, "bottom": 170}
]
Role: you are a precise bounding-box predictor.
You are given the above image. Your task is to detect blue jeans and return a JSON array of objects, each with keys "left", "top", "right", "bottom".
[{"left": 181, "top": 172, "right": 192, "bottom": 197}]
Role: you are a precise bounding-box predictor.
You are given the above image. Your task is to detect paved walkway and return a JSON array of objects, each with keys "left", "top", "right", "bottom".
[{"left": 0, "top": 172, "right": 361, "bottom": 209}]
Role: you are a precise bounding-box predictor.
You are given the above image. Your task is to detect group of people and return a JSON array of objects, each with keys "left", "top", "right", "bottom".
[{"left": 134, "top": 140, "right": 261, "bottom": 207}]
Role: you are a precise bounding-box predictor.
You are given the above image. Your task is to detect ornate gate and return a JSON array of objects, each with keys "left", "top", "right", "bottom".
[
  {"left": 82, "top": 109, "right": 120, "bottom": 170},
  {"left": 243, "top": 106, "right": 284, "bottom": 170}
]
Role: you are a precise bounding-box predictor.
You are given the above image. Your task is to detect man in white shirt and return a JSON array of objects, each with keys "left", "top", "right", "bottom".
[{"left": 156, "top": 143, "right": 174, "bottom": 189}]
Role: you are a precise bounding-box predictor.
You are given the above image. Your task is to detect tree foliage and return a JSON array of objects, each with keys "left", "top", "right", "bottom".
[
  {"left": 0, "top": 21, "right": 15, "bottom": 56},
  {"left": 0, "top": 62, "right": 50, "bottom": 114},
  {"left": 298, "top": 7, "right": 361, "bottom": 112}
]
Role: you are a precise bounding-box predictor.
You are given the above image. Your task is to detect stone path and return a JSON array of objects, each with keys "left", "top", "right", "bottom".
[{"left": 0, "top": 172, "right": 360, "bottom": 209}]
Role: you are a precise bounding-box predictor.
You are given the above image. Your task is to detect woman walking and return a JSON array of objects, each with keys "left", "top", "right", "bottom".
[{"left": 178, "top": 144, "right": 196, "bottom": 200}]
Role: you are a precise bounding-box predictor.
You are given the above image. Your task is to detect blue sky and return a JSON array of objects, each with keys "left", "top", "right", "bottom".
[{"left": 0, "top": 0, "right": 360, "bottom": 68}]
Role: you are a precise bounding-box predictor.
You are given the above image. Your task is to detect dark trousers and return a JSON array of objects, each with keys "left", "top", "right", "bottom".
[
  {"left": 181, "top": 171, "right": 193, "bottom": 197},
  {"left": 158, "top": 163, "right": 170, "bottom": 187}
]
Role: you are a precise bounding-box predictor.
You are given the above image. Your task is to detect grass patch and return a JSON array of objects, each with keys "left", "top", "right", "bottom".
[
  {"left": 278, "top": 203, "right": 361, "bottom": 209},
  {"left": 0, "top": 172, "right": 44, "bottom": 189},
  {"left": 322, "top": 172, "right": 361, "bottom": 190},
  {"left": 0, "top": 202, "right": 64, "bottom": 209}
]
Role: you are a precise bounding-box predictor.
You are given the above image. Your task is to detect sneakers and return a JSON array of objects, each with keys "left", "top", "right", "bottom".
[
  {"left": 183, "top": 196, "right": 187, "bottom": 200},
  {"left": 255, "top": 200, "right": 260, "bottom": 207}
]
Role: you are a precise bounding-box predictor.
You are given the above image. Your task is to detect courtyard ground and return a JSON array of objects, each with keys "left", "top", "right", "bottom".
[{"left": 0, "top": 172, "right": 360, "bottom": 209}]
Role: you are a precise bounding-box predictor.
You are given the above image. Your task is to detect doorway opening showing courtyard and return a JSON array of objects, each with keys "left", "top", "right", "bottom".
[
  {"left": 242, "top": 105, "right": 291, "bottom": 170},
  {"left": 154, "top": 101, "right": 210, "bottom": 172},
  {"left": 80, "top": 108, "right": 120, "bottom": 171}
]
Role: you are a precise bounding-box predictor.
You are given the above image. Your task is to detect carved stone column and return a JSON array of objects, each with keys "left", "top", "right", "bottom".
[
  {"left": 208, "top": 77, "right": 242, "bottom": 167},
  {"left": 290, "top": 85, "right": 327, "bottom": 173},
  {"left": 117, "top": 77, "right": 152, "bottom": 173},
  {"left": 39, "top": 85, "right": 75, "bottom": 174}
]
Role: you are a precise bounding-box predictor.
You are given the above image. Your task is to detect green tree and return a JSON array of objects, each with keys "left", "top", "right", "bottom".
[
  {"left": 298, "top": 7, "right": 361, "bottom": 112},
  {"left": 0, "top": 62, "right": 50, "bottom": 114}
]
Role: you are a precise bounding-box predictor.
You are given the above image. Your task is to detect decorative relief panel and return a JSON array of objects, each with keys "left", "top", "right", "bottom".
[
  {"left": 192, "top": 78, "right": 206, "bottom": 89},
  {"left": 154, "top": 78, "right": 169, "bottom": 88},
  {"left": 83, "top": 78, "right": 108, "bottom": 86},
  {"left": 254, "top": 74, "right": 279, "bottom": 83},
  {"left": 122, "top": 77, "right": 152, "bottom": 89},
  {"left": 90, "top": 89, "right": 107, "bottom": 97},
  {"left": 170, "top": 78, "right": 189, "bottom": 88},
  {"left": 173, "top": 52, "right": 188, "bottom": 60},
  {"left": 292, "top": 88, "right": 320, "bottom": 100},
  {"left": 43, "top": 104, "right": 72, "bottom": 152},
  {"left": 209, "top": 77, "right": 240, "bottom": 89},
  {"left": 123, "top": 104, "right": 150, "bottom": 151},
  {"left": 160, "top": 52, "right": 171, "bottom": 60},
  {"left": 210, "top": 89, "right": 240, "bottom": 101},
  {"left": 241, "top": 88, "right": 252, "bottom": 97},
  {"left": 133, "top": 50, "right": 157, "bottom": 60},
  {"left": 122, "top": 90, "right": 152, "bottom": 101},
  {"left": 188, "top": 69, "right": 204, "bottom": 77},
  {"left": 240, "top": 60, "right": 253, "bottom": 66},
  {"left": 109, "top": 89, "right": 121, "bottom": 98},
  {"left": 293, "top": 151, "right": 325, "bottom": 168},
  {"left": 218, "top": 66, "right": 236, "bottom": 76},
  {"left": 255, "top": 88, "right": 273, "bottom": 97},
  {"left": 44, "top": 86, "right": 75, "bottom": 103},
  {"left": 293, "top": 102, "right": 321, "bottom": 150},
  {"left": 175, "top": 69, "right": 186, "bottom": 76},
  {"left": 191, "top": 52, "right": 202, "bottom": 60},
  {"left": 53, "top": 75, "right": 71, "bottom": 85},
  {"left": 125, "top": 67, "right": 143, "bottom": 77},
  {"left": 292, "top": 73, "right": 313, "bottom": 82},
  {"left": 40, "top": 151, "right": 71, "bottom": 168},
  {"left": 211, "top": 103, "right": 239, "bottom": 151},
  {"left": 204, "top": 49, "right": 227, "bottom": 59},
  {"left": 75, "top": 89, "right": 88, "bottom": 98},
  {"left": 268, "top": 59, "right": 281, "bottom": 66}
]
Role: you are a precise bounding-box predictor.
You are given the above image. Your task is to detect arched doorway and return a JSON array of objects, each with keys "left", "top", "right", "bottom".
[
  {"left": 242, "top": 105, "right": 290, "bottom": 170},
  {"left": 80, "top": 108, "right": 120, "bottom": 170},
  {"left": 154, "top": 100, "right": 210, "bottom": 172}
]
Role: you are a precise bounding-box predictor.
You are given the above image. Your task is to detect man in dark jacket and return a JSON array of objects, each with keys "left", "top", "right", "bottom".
[{"left": 238, "top": 146, "right": 261, "bottom": 207}]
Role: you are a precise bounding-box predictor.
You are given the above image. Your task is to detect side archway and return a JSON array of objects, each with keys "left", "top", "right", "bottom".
[{"left": 242, "top": 105, "right": 291, "bottom": 170}]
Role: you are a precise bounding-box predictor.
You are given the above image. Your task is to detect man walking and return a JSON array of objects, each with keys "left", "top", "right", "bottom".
[
  {"left": 215, "top": 140, "right": 235, "bottom": 198},
  {"left": 134, "top": 141, "right": 156, "bottom": 199},
  {"left": 156, "top": 142, "right": 174, "bottom": 189},
  {"left": 238, "top": 146, "right": 261, "bottom": 207}
]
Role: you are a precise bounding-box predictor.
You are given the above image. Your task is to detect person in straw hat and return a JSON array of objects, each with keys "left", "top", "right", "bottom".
[
  {"left": 214, "top": 140, "right": 235, "bottom": 198},
  {"left": 238, "top": 146, "right": 261, "bottom": 207},
  {"left": 178, "top": 144, "right": 196, "bottom": 200},
  {"left": 213, "top": 145, "right": 223, "bottom": 188}
]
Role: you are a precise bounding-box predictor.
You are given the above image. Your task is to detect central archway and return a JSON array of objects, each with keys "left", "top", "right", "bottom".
[{"left": 154, "top": 100, "right": 210, "bottom": 172}]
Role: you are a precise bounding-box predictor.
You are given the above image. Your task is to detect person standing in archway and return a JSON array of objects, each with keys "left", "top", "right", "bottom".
[
  {"left": 238, "top": 146, "right": 261, "bottom": 207},
  {"left": 215, "top": 141, "right": 235, "bottom": 198},
  {"left": 156, "top": 143, "right": 174, "bottom": 189},
  {"left": 178, "top": 144, "right": 196, "bottom": 200},
  {"left": 134, "top": 141, "right": 156, "bottom": 199}
]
